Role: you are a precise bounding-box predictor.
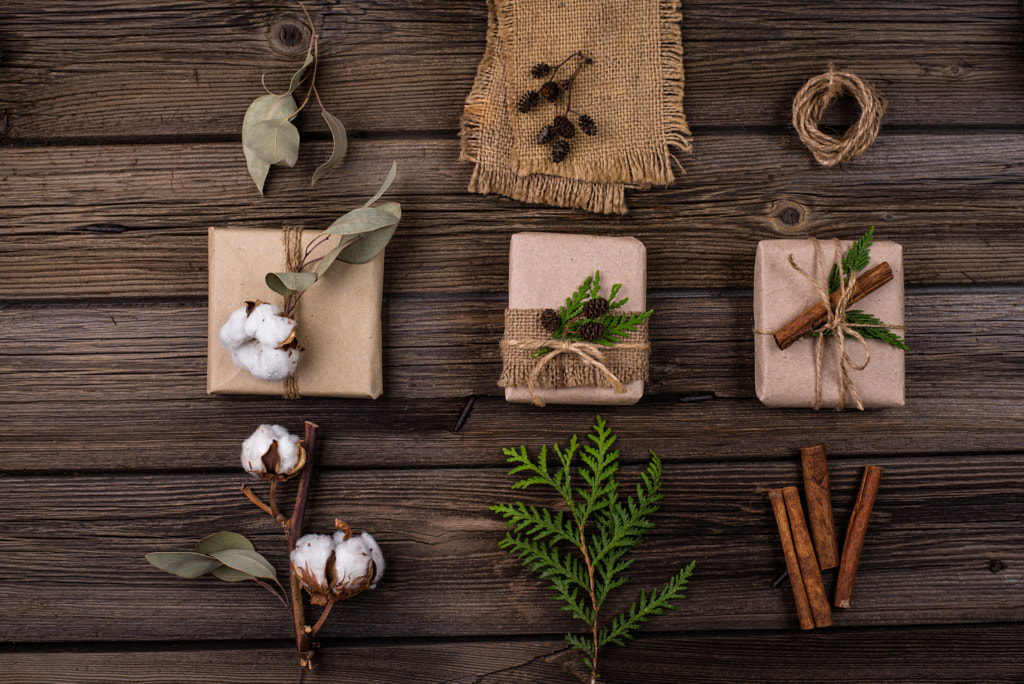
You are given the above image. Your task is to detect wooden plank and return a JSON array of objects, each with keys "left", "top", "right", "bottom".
[
  {"left": 5, "top": 624, "right": 1024, "bottom": 683},
  {"left": 0, "top": 288, "right": 1021, "bottom": 472},
  {"left": 2, "top": 2, "right": 1023, "bottom": 141},
  {"left": 3, "top": 134, "right": 1024, "bottom": 301},
  {"left": 1, "top": 454, "right": 1022, "bottom": 642}
]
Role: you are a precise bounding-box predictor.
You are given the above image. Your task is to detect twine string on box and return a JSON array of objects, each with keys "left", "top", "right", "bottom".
[
  {"left": 282, "top": 225, "right": 304, "bottom": 400},
  {"left": 754, "top": 239, "right": 904, "bottom": 411},
  {"left": 792, "top": 65, "right": 886, "bottom": 167}
]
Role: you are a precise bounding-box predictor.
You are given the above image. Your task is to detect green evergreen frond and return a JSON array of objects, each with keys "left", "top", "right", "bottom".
[
  {"left": 844, "top": 309, "right": 909, "bottom": 350},
  {"left": 828, "top": 226, "right": 874, "bottom": 293},
  {"left": 490, "top": 502, "right": 576, "bottom": 544},
  {"left": 597, "top": 560, "right": 695, "bottom": 649}
]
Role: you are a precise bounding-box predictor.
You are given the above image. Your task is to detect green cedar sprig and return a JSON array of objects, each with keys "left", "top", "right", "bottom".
[
  {"left": 491, "top": 417, "right": 695, "bottom": 681},
  {"left": 819, "top": 226, "right": 907, "bottom": 350},
  {"left": 535, "top": 270, "right": 653, "bottom": 357}
]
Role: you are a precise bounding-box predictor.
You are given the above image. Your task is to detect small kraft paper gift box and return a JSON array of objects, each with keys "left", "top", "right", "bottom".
[
  {"left": 753, "top": 236, "right": 905, "bottom": 410},
  {"left": 207, "top": 227, "right": 384, "bottom": 399},
  {"left": 499, "top": 232, "right": 650, "bottom": 406}
]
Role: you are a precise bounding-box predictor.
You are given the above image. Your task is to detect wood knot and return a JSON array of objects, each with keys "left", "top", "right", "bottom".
[
  {"left": 267, "top": 12, "right": 312, "bottom": 56},
  {"left": 989, "top": 560, "right": 1005, "bottom": 573},
  {"left": 769, "top": 200, "right": 808, "bottom": 234}
]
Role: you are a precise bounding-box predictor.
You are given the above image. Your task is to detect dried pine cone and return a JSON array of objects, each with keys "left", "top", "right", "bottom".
[
  {"left": 551, "top": 140, "right": 570, "bottom": 163},
  {"left": 578, "top": 114, "right": 597, "bottom": 136},
  {"left": 552, "top": 115, "right": 575, "bottom": 138},
  {"left": 539, "top": 309, "right": 560, "bottom": 334},
  {"left": 581, "top": 297, "right": 609, "bottom": 319},
  {"left": 517, "top": 91, "right": 540, "bottom": 113},
  {"left": 531, "top": 63, "right": 552, "bottom": 78},
  {"left": 540, "top": 80, "right": 560, "bottom": 102},
  {"left": 536, "top": 124, "right": 556, "bottom": 144},
  {"left": 579, "top": 321, "right": 605, "bottom": 342}
]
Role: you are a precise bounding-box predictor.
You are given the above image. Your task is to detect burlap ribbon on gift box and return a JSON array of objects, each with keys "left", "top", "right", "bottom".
[
  {"left": 460, "top": 0, "right": 691, "bottom": 215},
  {"left": 499, "top": 309, "right": 650, "bottom": 399}
]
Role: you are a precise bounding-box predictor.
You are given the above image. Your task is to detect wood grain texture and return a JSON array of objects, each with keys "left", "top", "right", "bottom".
[
  {"left": 1, "top": 454, "right": 1022, "bottom": 642},
  {"left": 1, "top": 1, "right": 1023, "bottom": 141},
  {"left": 3, "top": 133, "right": 1024, "bottom": 300},
  {"left": 4, "top": 624, "right": 1024, "bottom": 683}
]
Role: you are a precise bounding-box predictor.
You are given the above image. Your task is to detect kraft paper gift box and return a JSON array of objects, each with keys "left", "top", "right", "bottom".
[
  {"left": 207, "top": 227, "right": 383, "bottom": 398},
  {"left": 753, "top": 238, "right": 905, "bottom": 409},
  {"left": 500, "top": 232, "right": 649, "bottom": 406}
]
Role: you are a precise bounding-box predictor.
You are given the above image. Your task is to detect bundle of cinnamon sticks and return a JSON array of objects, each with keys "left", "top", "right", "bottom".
[{"left": 768, "top": 444, "right": 883, "bottom": 629}]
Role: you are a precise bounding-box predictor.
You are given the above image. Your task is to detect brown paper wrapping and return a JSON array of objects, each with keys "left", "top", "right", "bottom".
[
  {"left": 504, "top": 232, "right": 647, "bottom": 405},
  {"left": 754, "top": 239, "right": 905, "bottom": 409},
  {"left": 207, "top": 227, "right": 384, "bottom": 399}
]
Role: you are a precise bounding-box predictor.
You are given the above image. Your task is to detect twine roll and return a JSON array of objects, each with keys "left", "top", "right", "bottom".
[{"left": 792, "top": 66, "right": 886, "bottom": 167}]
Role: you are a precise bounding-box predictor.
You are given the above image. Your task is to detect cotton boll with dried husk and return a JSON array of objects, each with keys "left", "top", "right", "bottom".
[
  {"left": 291, "top": 534, "right": 335, "bottom": 604},
  {"left": 219, "top": 301, "right": 302, "bottom": 381},
  {"left": 292, "top": 524, "right": 384, "bottom": 605},
  {"left": 241, "top": 424, "right": 306, "bottom": 480},
  {"left": 333, "top": 530, "right": 385, "bottom": 590}
]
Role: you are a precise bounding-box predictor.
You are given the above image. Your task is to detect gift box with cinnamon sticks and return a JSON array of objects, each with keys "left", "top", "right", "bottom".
[
  {"left": 753, "top": 233, "right": 905, "bottom": 410},
  {"left": 499, "top": 232, "right": 650, "bottom": 406},
  {"left": 207, "top": 227, "right": 384, "bottom": 399}
]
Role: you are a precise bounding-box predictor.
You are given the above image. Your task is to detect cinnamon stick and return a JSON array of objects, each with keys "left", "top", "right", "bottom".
[
  {"left": 835, "top": 465, "right": 883, "bottom": 608},
  {"left": 782, "top": 487, "right": 833, "bottom": 627},
  {"left": 768, "top": 489, "right": 814, "bottom": 630},
  {"left": 774, "top": 261, "right": 894, "bottom": 350},
  {"left": 800, "top": 444, "right": 839, "bottom": 570}
]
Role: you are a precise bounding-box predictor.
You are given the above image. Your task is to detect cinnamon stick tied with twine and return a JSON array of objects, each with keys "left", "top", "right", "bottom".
[
  {"left": 800, "top": 443, "right": 840, "bottom": 570},
  {"left": 774, "top": 262, "right": 893, "bottom": 350},
  {"left": 782, "top": 487, "right": 833, "bottom": 627},
  {"left": 835, "top": 465, "right": 883, "bottom": 609},
  {"left": 768, "top": 489, "right": 815, "bottom": 630}
]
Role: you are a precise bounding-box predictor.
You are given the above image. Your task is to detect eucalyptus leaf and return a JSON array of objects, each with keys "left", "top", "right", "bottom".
[
  {"left": 363, "top": 162, "right": 398, "bottom": 207},
  {"left": 209, "top": 548, "right": 278, "bottom": 581},
  {"left": 311, "top": 107, "right": 348, "bottom": 186},
  {"left": 145, "top": 552, "right": 222, "bottom": 579},
  {"left": 248, "top": 118, "right": 301, "bottom": 167},
  {"left": 266, "top": 271, "right": 317, "bottom": 296},
  {"left": 324, "top": 206, "right": 399, "bottom": 237},
  {"left": 211, "top": 565, "right": 256, "bottom": 583},
  {"left": 337, "top": 208, "right": 401, "bottom": 264},
  {"left": 195, "top": 531, "right": 255, "bottom": 556},
  {"left": 313, "top": 239, "right": 349, "bottom": 278},
  {"left": 242, "top": 93, "right": 299, "bottom": 194}
]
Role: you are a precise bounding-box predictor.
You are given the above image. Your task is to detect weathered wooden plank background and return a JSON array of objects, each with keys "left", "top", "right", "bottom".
[{"left": 1, "top": 1, "right": 1023, "bottom": 682}]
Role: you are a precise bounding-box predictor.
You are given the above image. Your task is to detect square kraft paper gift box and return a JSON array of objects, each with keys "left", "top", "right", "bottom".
[
  {"left": 500, "top": 232, "right": 649, "bottom": 406},
  {"left": 753, "top": 238, "right": 905, "bottom": 409},
  {"left": 207, "top": 227, "right": 384, "bottom": 398}
]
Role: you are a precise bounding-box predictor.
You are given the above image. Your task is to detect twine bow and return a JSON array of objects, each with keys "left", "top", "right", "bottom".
[
  {"left": 501, "top": 337, "right": 642, "bottom": 407},
  {"left": 786, "top": 239, "right": 871, "bottom": 411}
]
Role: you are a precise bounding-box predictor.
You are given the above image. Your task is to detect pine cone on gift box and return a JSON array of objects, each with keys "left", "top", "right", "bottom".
[
  {"left": 540, "top": 308, "right": 560, "bottom": 334},
  {"left": 579, "top": 321, "right": 606, "bottom": 342},
  {"left": 581, "top": 297, "right": 609, "bottom": 319}
]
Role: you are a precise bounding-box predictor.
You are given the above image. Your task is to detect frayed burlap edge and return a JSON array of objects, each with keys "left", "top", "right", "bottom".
[
  {"left": 498, "top": 309, "right": 650, "bottom": 389},
  {"left": 497, "top": 0, "right": 692, "bottom": 186}
]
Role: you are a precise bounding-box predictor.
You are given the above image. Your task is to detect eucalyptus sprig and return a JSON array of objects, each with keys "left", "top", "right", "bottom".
[
  {"left": 242, "top": 2, "right": 347, "bottom": 194},
  {"left": 491, "top": 417, "right": 695, "bottom": 684},
  {"left": 823, "top": 226, "right": 908, "bottom": 350},
  {"left": 266, "top": 162, "right": 400, "bottom": 317},
  {"left": 536, "top": 270, "right": 652, "bottom": 356}
]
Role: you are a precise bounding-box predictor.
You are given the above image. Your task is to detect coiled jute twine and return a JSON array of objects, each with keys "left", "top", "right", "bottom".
[{"left": 792, "top": 66, "right": 886, "bottom": 167}]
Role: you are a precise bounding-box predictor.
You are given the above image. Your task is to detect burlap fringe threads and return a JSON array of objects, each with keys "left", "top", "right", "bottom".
[{"left": 792, "top": 66, "right": 886, "bottom": 167}]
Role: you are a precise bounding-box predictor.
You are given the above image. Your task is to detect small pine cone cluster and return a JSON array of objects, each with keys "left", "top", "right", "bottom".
[
  {"left": 539, "top": 80, "right": 560, "bottom": 102},
  {"left": 539, "top": 308, "right": 560, "bottom": 334},
  {"left": 517, "top": 52, "right": 597, "bottom": 163},
  {"left": 551, "top": 140, "right": 570, "bottom": 163},
  {"left": 581, "top": 297, "right": 609, "bottom": 319},
  {"left": 518, "top": 90, "right": 541, "bottom": 114},
  {"left": 578, "top": 114, "right": 597, "bottom": 136},
  {"left": 579, "top": 321, "right": 606, "bottom": 342}
]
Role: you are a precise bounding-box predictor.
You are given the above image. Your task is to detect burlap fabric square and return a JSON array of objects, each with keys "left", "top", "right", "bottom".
[{"left": 460, "top": 0, "right": 690, "bottom": 215}]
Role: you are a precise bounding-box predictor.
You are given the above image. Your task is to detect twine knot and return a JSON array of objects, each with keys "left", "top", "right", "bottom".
[{"left": 792, "top": 65, "right": 886, "bottom": 167}]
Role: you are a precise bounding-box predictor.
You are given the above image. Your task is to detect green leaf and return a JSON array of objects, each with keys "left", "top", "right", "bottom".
[
  {"left": 209, "top": 548, "right": 278, "bottom": 581},
  {"left": 828, "top": 226, "right": 874, "bottom": 293},
  {"left": 242, "top": 93, "right": 299, "bottom": 194},
  {"left": 311, "top": 107, "right": 348, "bottom": 186},
  {"left": 145, "top": 552, "right": 222, "bottom": 579},
  {"left": 363, "top": 162, "right": 398, "bottom": 207},
  {"left": 195, "top": 532, "right": 255, "bottom": 556},
  {"left": 265, "top": 271, "right": 317, "bottom": 297},
  {"left": 211, "top": 566, "right": 256, "bottom": 582},
  {"left": 337, "top": 210, "right": 401, "bottom": 264},
  {"left": 324, "top": 206, "right": 399, "bottom": 237},
  {"left": 247, "top": 118, "right": 301, "bottom": 167}
]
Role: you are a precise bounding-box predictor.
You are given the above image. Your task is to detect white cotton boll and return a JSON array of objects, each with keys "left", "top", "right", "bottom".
[
  {"left": 240, "top": 424, "right": 299, "bottom": 476},
  {"left": 243, "top": 303, "right": 281, "bottom": 338},
  {"left": 244, "top": 303, "right": 295, "bottom": 348},
  {"left": 252, "top": 345, "right": 300, "bottom": 381},
  {"left": 332, "top": 531, "right": 384, "bottom": 590},
  {"left": 359, "top": 532, "right": 385, "bottom": 588},
  {"left": 230, "top": 340, "right": 262, "bottom": 375},
  {"left": 219, "top": 306, "right": 251, "bottom": 350},
  {"left": 291, "top": 534, "right": 334, "bottom": 590}
]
